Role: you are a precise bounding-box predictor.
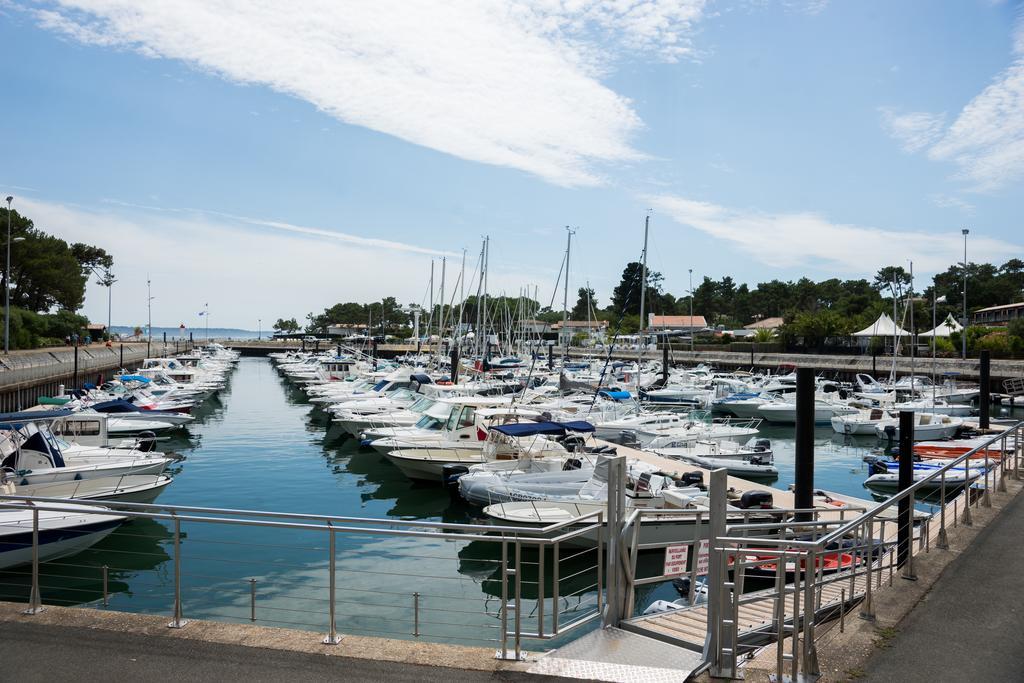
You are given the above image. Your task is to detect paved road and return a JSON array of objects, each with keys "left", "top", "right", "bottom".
[
  {"left": 0, "top": 621, "right": 579, "bottom": 683},
  {"left": 863, "top": 489, "right": 1024, "bottom": 682}
]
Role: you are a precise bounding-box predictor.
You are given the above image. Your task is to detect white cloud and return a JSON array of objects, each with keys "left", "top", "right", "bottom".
[
  {"left": 879, "top": 15, "right": 1024, "bottom": 191},
  {"left": 15, "top": 196, "right": 541, "bottom": 328},
  {"left": 31, "top": 1, "right": 707, "bottom": 187},
  {"left": 930, "top": 193, "right": 975, "bottom": 214},
  {"left": 647, "top": 193, "right": 1017, "bottom": 273},
  {"left": 877, "top": 107, "right": 946, "bottom": 154}
]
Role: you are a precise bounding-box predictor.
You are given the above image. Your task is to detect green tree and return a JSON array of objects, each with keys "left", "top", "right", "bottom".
[
  {"left": 273, "top": 318, "right": 300, "bottom": 334},
  {"left": 610, "top": 262, "right": 662, "bottom": 316},
  {"left": 571, "top": 287, "right": 596, "bottom": 319}
]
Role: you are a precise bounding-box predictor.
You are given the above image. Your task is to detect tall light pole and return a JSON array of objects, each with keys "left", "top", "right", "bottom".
[
  {"left": 962, "top": 228, "right": 969, "bottom": 360},
  {"left": 147, "top": 277, "right": 154, "bottom": 356},
  {"left": 4, "top": 195, "right": 13, "bottom": 354},
  {"left": 688, "top": 268, "right": 694, "bottom": 353},
  {"left": 90, "top": 267, "right": 117, "bottom": 338}
]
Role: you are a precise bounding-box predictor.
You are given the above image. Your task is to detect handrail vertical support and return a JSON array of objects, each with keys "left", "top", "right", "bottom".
[
  {"left": 102, "top": 565, "right": 109, "bottom": 607},
  {"left": 982, "top": 446, "right": 992, "bottom": 507},
  {"left": 167, "top": 516, "right": 187, "bottom": 628},
  {"left": 24, "top": 507, "right": 44, "bottom": 615},
  {"left": 937, "top": 471, "right": 949, "bottom": 550},
  {"left": 322, "top": 524, "right": 341, "bottom": 644}
]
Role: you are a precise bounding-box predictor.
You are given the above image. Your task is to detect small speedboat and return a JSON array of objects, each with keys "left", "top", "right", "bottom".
[{"left": 0, "top": 501, "right": 125, "bottom": 570}]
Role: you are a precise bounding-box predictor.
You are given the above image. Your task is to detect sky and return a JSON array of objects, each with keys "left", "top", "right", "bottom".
[{"left": 1, "top": 0, "right": 1022, "bottom": 330}]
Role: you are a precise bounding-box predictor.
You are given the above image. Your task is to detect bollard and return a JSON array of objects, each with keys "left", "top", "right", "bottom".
[{"left": 794, "top": 368, "right": 816, "bottom": 521}]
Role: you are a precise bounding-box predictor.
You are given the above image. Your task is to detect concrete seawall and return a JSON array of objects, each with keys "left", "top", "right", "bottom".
[{"left": 0, "top": 342, "right": 187, "bottom": 411}]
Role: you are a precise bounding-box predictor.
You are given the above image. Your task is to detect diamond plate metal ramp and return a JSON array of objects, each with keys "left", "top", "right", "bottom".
[{"left": 527, "top": 627, "right": 703, "bottom": 682}]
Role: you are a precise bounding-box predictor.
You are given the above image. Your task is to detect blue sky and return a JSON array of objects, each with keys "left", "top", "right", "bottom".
[{"left": 1, "top": 1, "right": 1021, "bottom": 329}]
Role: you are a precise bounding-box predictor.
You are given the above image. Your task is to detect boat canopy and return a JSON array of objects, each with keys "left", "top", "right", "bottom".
[
  {"left": 491, "top": 421, "right": 596, "bottom": 437},
  {"left": 117, "top": 374, "right": 152, "bottom": 383},
  {"left": 0, "top": 408, "right": 74, "bottom": 426},
  {"left": 599, "top": 390, "right": 633, "bottom": 401},
  {"left": 91, "top": 399, "right": 142, "bottom": 414},
  {"left": 851, "top": 313, "right": 911, "bottom": 337},
  {"left": 918, "top": 313, "right": 964, "bottom": 338}
]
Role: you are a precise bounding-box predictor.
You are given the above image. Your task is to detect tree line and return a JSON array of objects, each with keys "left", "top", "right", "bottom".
[{"left": 1, "top": 207, "right": 114, "bottom": 349}]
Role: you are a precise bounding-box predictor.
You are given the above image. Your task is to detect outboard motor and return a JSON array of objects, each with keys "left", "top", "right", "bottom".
[
  {"left": 559, "top": 435, "right": 586, "bottom": 452},
  {"left": 618, "top": 431, "right": 641, "bottom": 448},
  {"left": 442, "top": 464, "right": 470, "bottom": 499},
  {"left": 753, "top": 439, "right": 771, "bottom": 453},
  {"left": 738, "top": 490, "right": 774, "bottom": 510},
  {"left": 680, "top": 471, "right": 704, "bottom": 488},
  {"left": 883, "top": 424, "right": 897, "bottom": 451},
  {"left": 562, "top": 458, "right": 583, "bottom": 471},
  {"left": 136, "top": 431, "right": 158, "bottom": 453}
]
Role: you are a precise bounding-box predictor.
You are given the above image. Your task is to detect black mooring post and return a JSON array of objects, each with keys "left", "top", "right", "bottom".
[
  {"left": 163, "top": 331, "right": 167, "bottom": 346},
  {"left": 72, "top": 343, "right": 79, "bottom": 391},
  {"left": 794, "top": 367, "right": 815, "bottom": 521},
  {"left": 371, "top": 338, "right": 378, "bottom": 370},
  {"left": 450, "top": 344, "right": 460, "bottom": 384},
  {"left": 119, "top": 343, "right": 124, "bottom": 367},
  {"left": 897, "top": 410, "right": 915, "bottom": 571},
  {"left": 662, "top": 344, "right": 669, "bottom": 384},
  {"left": 189, "top": 332, "right": 193, "bottom": 350},
  {"left": 979, "top": 349, "right": 991, "bottom": 430}
]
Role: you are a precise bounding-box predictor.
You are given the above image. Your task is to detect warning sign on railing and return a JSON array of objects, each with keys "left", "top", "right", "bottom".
[
  {"left": 696, "top": 539, "right": 710, "bottom": 576},
  {"left": 663, "top": 544, "right": 689, "bottom": 577}
]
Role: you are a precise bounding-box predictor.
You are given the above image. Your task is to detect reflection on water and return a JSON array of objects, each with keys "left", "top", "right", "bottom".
[{"left": 2, "top": 356, "right": 1019, "bottom": 647}]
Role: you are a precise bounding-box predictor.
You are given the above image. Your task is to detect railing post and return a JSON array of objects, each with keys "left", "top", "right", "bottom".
[
  {"left": 24, "top": 507, "right": 44, "bottom": 615},
  {"left": 514, "top": 540, "right": 523, "bottom": 661},
  {"left": 998, "top": 437, "right": 1008, "bottom": 493},
  {"left": 982, "top": 445, "right": 992, "bottom": 508},
  {"left": 602, "top": 455, "right": 626, "bottom": 628},
  {"left": 551, "top": 541, "right": 560, "bottom": 636},
  {"left": 937, "top": 470, "right": 949, "bottom": 550},
  {"left": 802, "top": 548, "right": 820, "bottom": 679},
  {"left": 537, "top": 542, "right": 545, "bottom": 638},
  {"left": 249, "top": 578, "right": 257, "bottom": 622},
  {"left": 496, "top": 537, "right": 509, "bottom": 660},
  {"left": 322, "top": 524, "right": 341, "bottom": 644},
  {"left": 167, "top": 516, "right": 187, "bottom": 627},
  {"left": 102, "top": 565, "right": 109, "bottom": 607},
  {"left": 860, "top": 519, "right": 875, "bottom": 621},
  {"left": 706, "top": 468, "right": 733, "bottom": 679},
  {"left": 413, "top": 592, "right": 420, "bottom": 637}
]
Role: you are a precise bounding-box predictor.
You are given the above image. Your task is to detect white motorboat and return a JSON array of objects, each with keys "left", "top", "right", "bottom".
[
  {"left": 831, "top": 408, "right": 892, "bottom": 436},
  {"left": 759, "top": 400, "right": 857, "bottom": 424},
  {"left": 4, "top": 474, "right": 173, "bottom": 504},
  {"left": 873, "top": 414, "right": 964, "bottom": 441},
  {"left": 0, "top": 501, "right": 125, "bottom": 570}
]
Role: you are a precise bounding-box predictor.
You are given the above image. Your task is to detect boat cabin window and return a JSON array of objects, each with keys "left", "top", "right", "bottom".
[{"left": 372, "top": 380, "right": 389, "bottom": 391}]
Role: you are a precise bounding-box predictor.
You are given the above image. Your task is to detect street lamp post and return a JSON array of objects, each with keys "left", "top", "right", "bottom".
[
  {"left": 962, "top": 228, "right": 969, "bottom": 360},
  {"left": 4, "top": 195, "right": 12, "bottom": 354}
]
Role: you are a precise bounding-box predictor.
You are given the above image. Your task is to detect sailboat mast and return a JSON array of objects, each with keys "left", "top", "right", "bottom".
[
  {"left": 483, "top": 236, "right": 489, "bottom": 358},
  {"left": 562, "top": 226, "right": 573, "bottom": 356},
  {"left": 638, "top": 214, "right": 649, "bottom": 389},
  {"left": 891, "top": 273, "right": 898, "bottom": 384},
  {"left": 909, "top": 261, "right": 915, "bottom": 396}
]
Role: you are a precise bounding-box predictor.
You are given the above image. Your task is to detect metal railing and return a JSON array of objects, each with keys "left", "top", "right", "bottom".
[
  {"left": 0, "top": 495, "right": 607, "bottom": 658},
  {"left": 704, "top": 420, "right": 1023, "bottom": 680}
]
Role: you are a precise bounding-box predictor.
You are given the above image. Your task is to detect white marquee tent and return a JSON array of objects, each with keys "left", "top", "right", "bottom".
[
  {"left": 852, "top": 313, "right": 911, "bottom": 338},
  {"left": 918, "top": 313, "right": 963, "bottom": 338}
]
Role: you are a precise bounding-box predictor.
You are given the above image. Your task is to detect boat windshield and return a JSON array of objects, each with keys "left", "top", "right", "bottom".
[
  {"left": 414, "top": 414, "right": 444, "bottom": 430},
  {"left": 408, "top": 397, "right": 435, "bottom": 413}
]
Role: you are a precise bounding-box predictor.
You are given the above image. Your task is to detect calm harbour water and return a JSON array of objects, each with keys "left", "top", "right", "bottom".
[{"left": 3, "top": 357, "right": 1019, "bottom": 646}]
